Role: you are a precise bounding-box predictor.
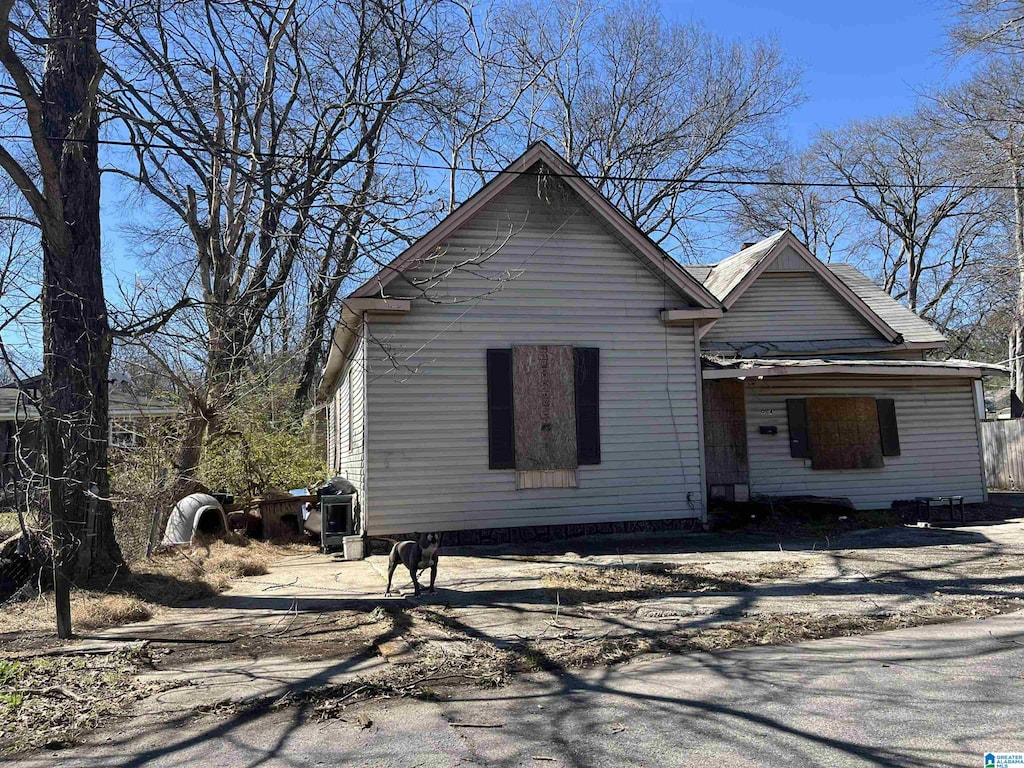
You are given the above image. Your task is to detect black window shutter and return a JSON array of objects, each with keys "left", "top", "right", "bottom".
[
  {"left": 876, "top": 398, "right": 901, "bottom": 456},
  {"left": 786, "top": 398, "right": 811, "bottom": 459},
  {"left": 574, "top": 347, "right": 601, "bottom": 465},
  {"left": 486, "top": 349, "right": 515, "bottom": 469}
]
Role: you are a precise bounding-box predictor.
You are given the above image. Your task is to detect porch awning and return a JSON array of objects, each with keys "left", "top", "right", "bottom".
[{"left": 701, "top": 356, "right": 1008, "bottom": 381}]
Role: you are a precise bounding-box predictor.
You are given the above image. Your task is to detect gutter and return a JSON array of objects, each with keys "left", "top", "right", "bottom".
[{"left": 315, "top": 298, "right": 410, "bottom": 401}]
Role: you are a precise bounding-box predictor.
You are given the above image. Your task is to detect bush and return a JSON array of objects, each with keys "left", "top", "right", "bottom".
[{"left": 199, "top": 385, "right": 326, "bottom": 499}]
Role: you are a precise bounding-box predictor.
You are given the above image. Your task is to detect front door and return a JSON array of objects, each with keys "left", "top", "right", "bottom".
[{"left": 703, "top": 379, "right": 749, "bottom": 498}]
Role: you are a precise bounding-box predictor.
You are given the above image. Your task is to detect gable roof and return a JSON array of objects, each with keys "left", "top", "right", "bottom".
[
  {"left": 826, "top": 264, "right": 947, "bottom": 345},
  {"left": 695, "top": 231, "right": 947, "bottom": 347},
  {"left": 349, "top": 142, "right": 721, "bottom": 309},
  {"left": 701, "top": 231, "right": 788, "bottom": 302}
]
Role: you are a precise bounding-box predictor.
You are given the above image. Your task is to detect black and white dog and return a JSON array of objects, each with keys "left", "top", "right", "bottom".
[{"left": 385, "top": 533, "right": 441, "bottom": 597}]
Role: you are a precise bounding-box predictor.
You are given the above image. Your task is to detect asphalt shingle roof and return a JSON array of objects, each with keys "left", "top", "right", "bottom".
[{"left": 825, "top": 263, "right": 947, "bottom": 345}]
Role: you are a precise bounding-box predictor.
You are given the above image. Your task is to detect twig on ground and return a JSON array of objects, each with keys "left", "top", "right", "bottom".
[
  {"left": 15, "top": 686, "right": 87, "bottom": 703},
  {"left": 260, "top": 577, "right": 299, "bottom": 592},
  {"left": 332, "top": 684, "right": 370, "bottom": 704}
]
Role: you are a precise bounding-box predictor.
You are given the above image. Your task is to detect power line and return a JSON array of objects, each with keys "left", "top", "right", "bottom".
[{"left": 5, "top": 133, "right": 1023, "bottom": 192}]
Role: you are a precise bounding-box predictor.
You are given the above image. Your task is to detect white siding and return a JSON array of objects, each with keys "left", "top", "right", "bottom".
[
  {"left": 744, "top": 375, "right": 985, "bottom": 508},
  {"left": 327, "top": 329, "right": 367, "bottom": 514},
  {"left": 707, "top": 273, "right": 882, "bottom": 343},
  {"left": 763, "top": 245, "right": 812, "bottom": 273},
  {"left": 364, "top": 174, "right": 703, "bottom": 535}
]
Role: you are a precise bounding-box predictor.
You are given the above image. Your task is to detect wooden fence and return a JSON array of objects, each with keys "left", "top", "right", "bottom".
[{"left": 981, "top": 419, "right": 1024, "bottom": 490}]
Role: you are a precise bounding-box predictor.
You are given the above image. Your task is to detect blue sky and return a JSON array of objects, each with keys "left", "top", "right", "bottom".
[
  {"left": 666, "top": 0, "right": 964, "bottom": 142},
  {"left": 101, "top": 1, "right": 965, "bottom": 280},
  {"left": 6, "top": 1, "right": 970, "bottom": 368}
]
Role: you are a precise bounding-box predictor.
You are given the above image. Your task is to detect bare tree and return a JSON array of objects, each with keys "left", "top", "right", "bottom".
[
  {"left": 732, "top": 149, "right": 849, "bottom": 260},
  {"left": 0, "top": 176, "right": 38, "bottom": 370},
  {"left": 950, "top": 0, "right": 1024, "bottom": 55},
  {"left": 417, "top": 0, "right": 589, "bottom": 209},
  {"left": 936, "top": 58, "right": 1024, "bottom": 389},
  {"left": 102, "top": 0, "right": 453, "bottom": 481},
  {"left": 517, "top": 0, "right": 801, "bottom": 256},
  {"left": 815, "top": 114, "right": 997, "bottom": 321},
  {"left": 946, "top": 1, "right": 1024, "bottom": 389}
]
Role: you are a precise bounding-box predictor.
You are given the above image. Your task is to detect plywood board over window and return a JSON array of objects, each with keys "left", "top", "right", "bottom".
[
  {"left": 512, "top": 345, "right": 578, "bottom": 470},
  {"left": 806, "top": 397, "right": 883, "bottom": 470}
]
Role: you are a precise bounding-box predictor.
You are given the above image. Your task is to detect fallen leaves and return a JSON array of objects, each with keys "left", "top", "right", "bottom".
[{"left": 0, "top": 648, "right": 150, "bottom": 754}]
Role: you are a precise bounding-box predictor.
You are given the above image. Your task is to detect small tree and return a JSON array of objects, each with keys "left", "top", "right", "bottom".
[{"left": 199, "top": 384, "right": 326, "bottom": 499}]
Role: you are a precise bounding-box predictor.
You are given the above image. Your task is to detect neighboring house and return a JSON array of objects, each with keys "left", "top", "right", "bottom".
[
  {"left": 0, "top": 376, "right": 178, "bottom": 509},
  {"left": 317, "top": 142, "right": 1003, "bottom": 538}
]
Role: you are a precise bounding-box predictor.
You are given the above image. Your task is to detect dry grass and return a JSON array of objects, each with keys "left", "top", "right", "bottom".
[
  {"left": 0, "top": 512, "right": 19, "bottom": 538},
  {"left": 128, "top": 534, "right": 281, "bottom": 598},
  {"left": 0, "top": 536, "right": 311, "bottom": 636},
  {"left": 542, "top": 560, "right": 808, "bottom": 604},
  {"left": 72, "top": 596, "right": 153, "bottom": 631}
]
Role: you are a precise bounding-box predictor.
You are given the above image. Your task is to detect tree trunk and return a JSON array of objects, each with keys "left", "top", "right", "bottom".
[
  {"left": 293, "top": 293, "right": 333, "bottom": 407},
  {"left": 166, "top": 339, "right": 239, "bottom": 496},
  {"left": 39, "top": 0, "right": 122, "bottom": 591},
  {"left": 168, "top": 400, "right": 209, "bottom": 500}
]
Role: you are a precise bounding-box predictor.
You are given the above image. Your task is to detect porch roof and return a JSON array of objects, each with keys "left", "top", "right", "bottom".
[{"left": 701, "top": 356, "right": 1008, "bottom": 381}]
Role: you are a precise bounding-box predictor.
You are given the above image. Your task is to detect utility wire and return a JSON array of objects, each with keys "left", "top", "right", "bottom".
[{"left": 4, "top": 133, "right": 1024, "bottom": 192}]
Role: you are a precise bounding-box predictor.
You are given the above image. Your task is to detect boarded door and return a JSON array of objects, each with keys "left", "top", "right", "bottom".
[{"left": 703, "top": 379, "right": 749, "bottom": 486}]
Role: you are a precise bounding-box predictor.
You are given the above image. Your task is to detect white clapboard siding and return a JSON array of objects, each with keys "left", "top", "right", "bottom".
[
  {"left": 763, "top": 244, "right": 812, "bottom": 273},
  {"left": 328, "top": 330, "right": 367, "bottom": 505},
  {"left": 706, "top": 273, "right": 882, "bottom": 343},
  {"left": 363, "top": 174, "right": 703, "bottom": 535},
  {"left": 744, "top": 375, "right": 985, "bottom": 508}
]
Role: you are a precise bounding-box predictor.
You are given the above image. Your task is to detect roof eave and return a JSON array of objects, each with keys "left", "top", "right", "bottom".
[
  {"left": 316, "top": 298, "right": 410, "bottom": 401},
  {"left": 702, "top": 363, "right": 1002, "bottom": 380}
]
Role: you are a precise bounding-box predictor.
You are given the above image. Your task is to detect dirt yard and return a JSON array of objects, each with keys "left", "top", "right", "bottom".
[{"left": 3, "top": 518, "right": 1024, "bottom": 754}]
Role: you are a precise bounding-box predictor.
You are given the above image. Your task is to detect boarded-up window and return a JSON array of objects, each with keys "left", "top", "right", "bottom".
[
  {"left": 487, "top": 346, "right": 600, "bottom": 471},
  {"left": 806, "top": 397, "right": 883, "bottom": 470},
  {"left": 513, "top": 345, "right": 578, "bottom": 471}
]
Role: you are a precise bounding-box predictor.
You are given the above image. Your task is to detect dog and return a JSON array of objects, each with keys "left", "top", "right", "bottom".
[{"left": 385, "top": 533, "right": 441, "bottom": 597}]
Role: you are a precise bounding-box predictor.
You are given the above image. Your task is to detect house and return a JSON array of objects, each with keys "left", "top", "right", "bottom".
[
  {"left": 0, "top": 376, "right": 178, "bottom": 510},
  {"left": 317, "top": 142, "right": 1002, "bottom": 539}
]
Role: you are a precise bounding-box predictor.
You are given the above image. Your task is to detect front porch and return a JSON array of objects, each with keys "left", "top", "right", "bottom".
[{"left": 701, "top": 358, "right": 1001, "bottom": 510}]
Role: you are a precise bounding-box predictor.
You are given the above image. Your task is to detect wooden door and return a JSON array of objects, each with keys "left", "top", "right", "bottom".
[{"left": 703, "top": 379, "right": 749, "bottom": 486}]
